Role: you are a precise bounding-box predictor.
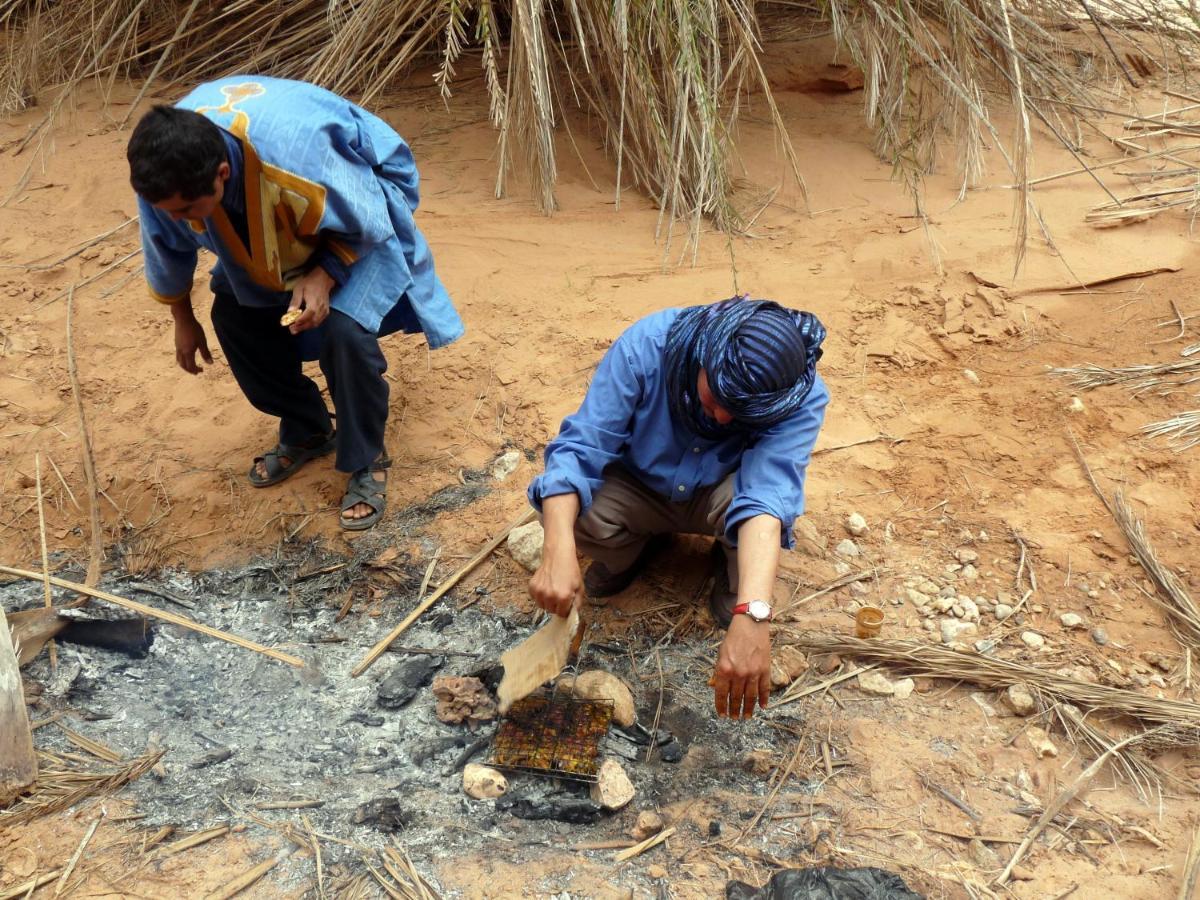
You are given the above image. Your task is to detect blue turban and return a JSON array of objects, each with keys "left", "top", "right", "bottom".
[{"left": 664, "top": 297, "right": 826, "bottom": 439}]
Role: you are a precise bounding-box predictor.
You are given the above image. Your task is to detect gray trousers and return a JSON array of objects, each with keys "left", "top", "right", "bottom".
[
  {"left": 574, "top": 466, "right": 740, "bottom": 590},
  {"left": 210, "top": 291, "right": 388, "bottom": 474}
]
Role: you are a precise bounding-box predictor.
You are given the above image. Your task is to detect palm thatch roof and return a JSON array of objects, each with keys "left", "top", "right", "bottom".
[{"left": 2, "top": 1, "right": 1198, "bottom": 251}]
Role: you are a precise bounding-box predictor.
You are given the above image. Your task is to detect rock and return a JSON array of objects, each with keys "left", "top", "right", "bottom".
[
  {"left": 1010, "top": 865, "right": 1036, "bottom": 881},
  {"left": 463, "top": 763, "right": 508, "bottom": 799},
  {"left": 955, "top": 549, "right": 979, "bottom": 565},
  {"left": 793, "top": 518, "right": 827, "bottom": 558},
  {"left": 354, "top": 797, "right": 411, "bottom": 831},
  {"left": 1026, "top": 726, "right": 1059, "bottom": 758},
  {"left": 507, "top": 521, "right": 545, "bottom": 572},
  {"left": 835, "top": 538, "right": 860, "bottom": 558},
  {"left": 708, "top": 820, "right": 722, "bottom": 837},
  {"left": 932, "top": 597, "right": 955, "bottom": 614},
  {"left": 963, "top": 369, "right": 981, "bottom": 385},
  {"left": 658, "top": 739, "right": 683, "bottom": 763},
  {"left": 813, "top": 653, "right": 842, "bottom": 675},
  {"left": 377, "top": 655, "right": 443, "bottom": 709},
  {"left": 892, "top": 678, "right": 915, "bottom": 700},
  {"left": 432, "top": 675, "right": 497, "bottom": 727},
  {"left": 572, "top": 670, "right": 637, "bottom": 727},
  {"left": 958, "top": 597, "right": 980, "bottom": 622},
  {"left": 974, "top": 639, "right": 998, "bottom": 654},
  {"left": 941, "top": 619, "right": 977, "bottom": 644},
  {"left": 857, "top": 671, "right": 895, "bottom": 696},
  {"left": 647, "top": 865, "right": 668, "bottom": 880},
  {"left": 770, "top": 644, "right": 810, "bottom": 687},
  {"left": 994, "top": 603, "right": 1014, "bottom": 622},
  {"left": 490, "top": 449, "right": 522, "bottom": 481},
  {"left": 1068, "top": 396, "right": 1085, "bottom": 414},
  {"left": 961, "top": 564, "right": 979, "bottom": 582},
  {"left": 845, "top": 512, "right": 869, "bottom": 537},
  {"left": 907, "top": 588, "right": 933, "bottom": 607},
  {"left": 969, "top": 838, "right": 999, "bottom": 870},
  {"left": 590, "top": 759, "right": 635, "bottom": 811},
  {"left": 1143, "top": 651, "right": 1174, "bottom": 673},
  {"left": 1090, "top": 626, "right": 1109, "bottom": 646},
  {"left": 1003, "top": 684, "right": 1036, "bottom": 716},
  {"left": 1060, "top": 613, "right": 1084, "bottom": 629},
  {"left": 1020, "top": 632, "right": 1045, "bottom": 651},
  {"left": 496, "top": 796, "right": 603, "bottom": 824},
  {"left": 742, "top": 749, "right": 779, "bottom": 775},
  {"left": 631, "top": 811, "right": 665, "bottom": 841},
  {"left": 849, "top": 580, "right": 869, "bottom": 598}
]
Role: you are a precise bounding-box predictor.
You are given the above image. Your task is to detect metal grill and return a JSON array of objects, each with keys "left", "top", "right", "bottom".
[{"left": 489, "top": 692, "right": 613, "bottom": 783}]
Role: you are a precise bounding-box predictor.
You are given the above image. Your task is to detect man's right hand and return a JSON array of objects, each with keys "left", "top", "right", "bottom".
[
  {"left": 171, "top": 302, "right": 213, "bottom": 374},
  {"left": 529, "top": 547, "right": 583, "bottom": 618}
]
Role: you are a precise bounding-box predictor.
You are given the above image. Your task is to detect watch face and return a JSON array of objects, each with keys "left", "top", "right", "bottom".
[{"left": 748, "top": 600, "right": 772, "bottom": 621}]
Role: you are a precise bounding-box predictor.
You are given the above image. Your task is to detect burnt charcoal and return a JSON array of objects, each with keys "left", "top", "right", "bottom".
[
  {"left": 345, "top": 712, "right": 385, "bottom": 727},
  {"left": 496, "top": 795, "right": 604, "bottom": 824},
  {"left": 709, "top": 820, "right": 722, "bottom": 837},
  {"left": 424, "top": 611, "right": 454, "bottom": 631},
  {"left": 659, "top": 739, "right": 684, "bottom": 763},
  {"left": 376, "top": 655, "right": 444, "bottom": 709},
  {"left": 59, "top": 618, "right": 155, "bottom": 657},
  {"left": 188, "top": 747, "right": 234, "bottom": 769},
  {"left": 467, "top": 659, "right": 505, "bottom": 693},
  {"left": 725, "top": 866, "right": 924, "bottom": 900},
  {"left": 409, "top": 735, "right": 463, "bottom": 767},
  {"left": 354, "top": 797, "right": 412, "bottom": 832}
]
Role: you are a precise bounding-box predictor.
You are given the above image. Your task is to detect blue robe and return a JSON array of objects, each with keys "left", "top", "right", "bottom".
[{"left": 137, "top": 76, "right": 464, "bottom": 359}]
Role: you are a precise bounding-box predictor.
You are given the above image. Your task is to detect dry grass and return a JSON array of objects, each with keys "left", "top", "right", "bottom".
[
  {"left": 0, "top": 748, "right": 163, "bottom": 828},
  {"left": 2, "top": 2, "right": 1199, "bottom": 257}
]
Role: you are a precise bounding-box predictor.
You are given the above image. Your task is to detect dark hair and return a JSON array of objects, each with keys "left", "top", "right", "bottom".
[{"left": 127, "top": 105, "right": 227, "bottom": 202}]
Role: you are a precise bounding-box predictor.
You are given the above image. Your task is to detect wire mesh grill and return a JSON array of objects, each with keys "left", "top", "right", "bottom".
[{"left": 489, "top": 692, "right": 613, "bottom": 783}]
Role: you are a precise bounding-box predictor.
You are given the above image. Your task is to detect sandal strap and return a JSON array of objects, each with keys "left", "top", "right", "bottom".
[{"left": 341, "top": 466, "right": 387, "bottom": 513}]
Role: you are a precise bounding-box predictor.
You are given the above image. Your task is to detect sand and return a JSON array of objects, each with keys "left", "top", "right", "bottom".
[{"left": 2, "top": 42, "right": 1199, "bottom": 898}]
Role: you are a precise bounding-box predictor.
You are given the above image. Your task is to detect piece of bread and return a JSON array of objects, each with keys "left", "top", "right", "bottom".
[{"left": 280, "top": 308, "right": 303, "bottom": 327}]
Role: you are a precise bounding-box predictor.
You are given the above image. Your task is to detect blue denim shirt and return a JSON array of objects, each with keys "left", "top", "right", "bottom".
[{"left": 528, "top": 308, "right": 829, "bottom": 548}]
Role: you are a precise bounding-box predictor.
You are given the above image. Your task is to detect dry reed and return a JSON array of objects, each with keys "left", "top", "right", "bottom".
[{"left": 0, "top": 748, "right": 163, "bottom": 828}]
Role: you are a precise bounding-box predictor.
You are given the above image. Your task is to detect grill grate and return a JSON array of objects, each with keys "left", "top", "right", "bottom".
[{"left": 489, "top": 691, "right": 613, "bottom": 783}]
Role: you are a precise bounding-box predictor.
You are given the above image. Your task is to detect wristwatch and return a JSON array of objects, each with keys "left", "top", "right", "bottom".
[{"left": 730, "top": 599, "right": 773, "bottom": 622}]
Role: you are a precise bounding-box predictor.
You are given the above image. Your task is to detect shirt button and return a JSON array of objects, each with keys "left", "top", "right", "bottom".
[{"left": 677, "top": 485, "right": 686, "bottom": 493}]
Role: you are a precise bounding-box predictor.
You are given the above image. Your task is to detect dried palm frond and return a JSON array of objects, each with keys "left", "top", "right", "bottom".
[
  {"left": 779, "top": 631, "right": 1200, "bottom": 749},
  {"left": 1143, "top": 408, "right": 1200, "bottom": 450},
  {"left": 1050, "top": 358, "right": 1200, "bottom": 392},
  {"left": 361, "top": 844, "right": 442, "bottom": 900},
  {"left": 0, "top": 748, "right": 163, "bottom": 828}
]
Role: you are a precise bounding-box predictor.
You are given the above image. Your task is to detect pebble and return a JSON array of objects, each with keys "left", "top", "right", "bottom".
[
  {"left": 993, "top": 604, "right": 1014, "bottom": 621},
  {"left": 955, "top": 549, "right": 979, "bottom": 565},
  {"left": 1068, "top": 396, "right": 1085, "bottom": 413},
  {"left": 961, "top": 564, "right": 979, "bottom": 582},
  {"left": 463, "top": 764, "right": 509, "bottom": 800},
  {"left": 506, "top": 520, "right": 545, "bottom": 572},
  {"left": 959, "top": 597, "right": 980, "bottom": 622},
  {"left": 1026, "top": 726, "right": 1059, "bottom": 758},
  {"left": 1060, "top": 612, "right": 1083, "bottom": 629},
  {"left": 1090, "top": 626, "right": 1109, "bottom": 646},
  {"left": 969, "top": 838, "right": 999, "bottom": 870},
  {"left": 1020, "top": 631, "right": 1045, "bottom": 651},
  {"left": 490, "top": 449, "right": 522, "bottom": 481},
  {"left": 631, "top": 811, "right": 665, "bottom": 841},
  {"left": 974, "top": 639, "right": 998, "bottom": 654},
  {"left": 941, "top": 619, "right": 977, "bottom": 644},
  {"left": 907, "top": 588, "right": 932, "bottom": 607},
  {"left": 857, "top": 671, "right": 896, "bottom": 696},
  {"left": 1003, "top": 683, "right": 1036, "bottom": 716},
  {"left": 590, "top": 759, "right": 635, "bottom": 811},
  {"left": 892, "top": 678, "right": 915, "bottom": 700},
  {"left": 932, "top": 597, "right": 955, "bottom": 614},
  {"left": 849, "top": 581, "right": 869, "bottom": 598},
  {"left": 938, "top": 585, "right": 957, "bottom": 599},
  {"left": 845, "top": 512, "right": 869, "bottom": 537},
  {"left": 963, "top": 369, "right": 981, "bottom": 385},
  {"left": 835, "top": 539, "right": 860, "bottom": 558}
]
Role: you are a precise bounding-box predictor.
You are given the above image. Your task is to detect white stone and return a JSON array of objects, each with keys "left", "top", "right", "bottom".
[
  {"left": 1026, "top": 726, "right": 1058, "bottom": 758},
  {"left": 857, "top": 671, "right": 895, "bottom": 696},
  {"left": 1068, "top": 396, "right": 1085, "bottom": 413},
  {"left": 590, "top": 759, "right": 635, "bottom": 810},
  {"left": 631, "top": 811, "right": 665, "bottom": 841},
  {"left": 1003, "top": 684, "right": 1036, "bottom": 716},
  {"left": 959, "top": 597, "right": 980, "bottom": 622},
  {"left": 572, "top": 670, "right": 637, "bottom": 727},
  {"left": 490, "top": 449, "right": 522, "bottom": 482},
  {"left": 463, "top": 764, "right": 508, "bottom": 799},
  {"left": 974, "top": 639, "right": 998, "bottom": 654},
  {"left": 1021, "top": 631, "right": 1045, "bottom": 651},
  {"left": 955, "top": 549, "right": 979, "bottom": 565},
  {"left": 1060, "top": 613, "right": 1083, "bottom": 629},
  {"left": 506, "top": 521, "right": 545, "bottom": 572},
  {"left": 906, "top": 588, "right": 931, "bottom": 607},
  {"left": 994, "top": 604, "right": 1014, "bottom": 622},
  {"left": 941, "top": 619, "right": 977, "bottom": 644},
  {"left": 845, "top": 512, "right": 869, "bottom": 537},
  {"left": 892, "top": 678, "right": 915, "bottom": 700},
  {"left": 961, "top": 564, "right": 979, "bottom": 582},
  {"left": 932, "top": 597, "right": 955, "bottom": 614},
  {"left": 835, "top": 539, "right": 860, "bottom": 558},
  {"left": 963, "top": 369, "right": 981, "bottom": 385}
]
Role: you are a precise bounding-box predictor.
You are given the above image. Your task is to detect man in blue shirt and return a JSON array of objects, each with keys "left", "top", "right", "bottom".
[
  {"left": 527, "top": 298, "right": 828, "bottom": 719},
  {"left": 127, "top": 77, "right": 464, "bottom": 531}
]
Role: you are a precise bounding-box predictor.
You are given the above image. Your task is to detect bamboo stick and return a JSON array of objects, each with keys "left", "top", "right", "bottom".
[
  {"left": 0, "top": 566, "right": 304, "bottom": 668},
  {"left": 350, "top": 508, "right": 535, "bottom": 677},
  {"left": 0, "top": 605, "right": 37, "bottom": 805},
  {"left": 34, "top": 454, "right": 56, "bottom": 670}
]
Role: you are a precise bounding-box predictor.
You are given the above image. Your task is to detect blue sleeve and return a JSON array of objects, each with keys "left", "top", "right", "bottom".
[
  {"left": 527, "top": 335, "right": 645, "bottom": 513},
  {"left": 725, "top": 374, "right": 830, "bottom": 549},
  {"left": 310, "top": 242, "right": 351, "bottom": 287},
  {"left": 137, "top": 197, "right": 198, "bottom": 304}
]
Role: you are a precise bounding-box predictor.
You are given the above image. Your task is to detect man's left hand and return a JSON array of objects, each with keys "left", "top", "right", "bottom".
[
  {"left": 712, "top": 616, "right": 772, "bottom": 719},
  {"left": 287, "top": 267, "right": 335, "bottom": 334}
]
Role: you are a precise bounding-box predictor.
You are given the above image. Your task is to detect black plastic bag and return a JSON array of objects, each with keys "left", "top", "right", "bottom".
[{"left": 726, "top": 866, "right": 924, "bottom": 900}]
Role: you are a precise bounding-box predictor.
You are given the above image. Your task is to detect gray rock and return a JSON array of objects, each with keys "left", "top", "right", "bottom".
[
  {"left": 507, "top": 520, "right": 545, "bottom": 572},
  {"left": 377, "top": 655, "right": 444, "bottom": 709},
  {"left": 1091, "top": 626, "right": 1109, "bottom": 646},
  {"left": 845, "top": 512, "right": 869, "bottom": 537},
  {"left": 835, "top": 538, "right": 861, "bottom": 558},
  {"left": 1020, "top": 631, "right": 1045, "bottom": 651},
  {"left": 955, "top": 549, "right": 979, "bottom": 565},
  {"left": 974, "top": 639, "right": 998, "bottom": 654},
  {"left": 1002, "top": 683, "right": 1036, "bottom": 716},
  {"left": 961, "top": 564, "right": 979, "bottom": 582},
  {"left": 941, "top": 619, "right": 977, "bottom": 644},
  {"left": 490, "top": 449, "right": 522, "bottom": 481},
  {"left": 1060, "top": 612, "right": 1084, "bottom": 629},
  {"left": 994, "top": 603, "right": 1014, "bottom": 622}
]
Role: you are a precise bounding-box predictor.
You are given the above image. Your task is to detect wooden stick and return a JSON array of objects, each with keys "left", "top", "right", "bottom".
[
  {"left": 351, "top": 508, "right": 535, "bottom": 677},
  {"left": 301, "top": 814, "right": 326, "bottom": 900},
  {"left": 996, "top": 729, "right": 1148, "bottom": 884},
  {"left": 66, "top": 286, "right": 103, "bottom": 589},
  {"left": 1180, "top": 827, "right": 1200, "bottom": 900},
  {"left": 0, "top": 870, "right": 61, "bottom": 900},
  {"left": 157, "top": 825, "right": 230, "bottom": 856},
  {"left": 44, "top": 454, "right": 80, "bottom": 511},
  {"left": 614, "top": 826, "right": 675, "bottom": 862},
  {"left": 0, "top": 566, "right": 304, "bottom": 668},
  {"left": 203, "top": 847, "right": 290, "bottom": 900},
  {"left": 54, "top": 813, "right": 101, "bottom": 897},
  {"left": 35, "top": 454, "right": 57, "bottom": 671},
  {"left": 0, "top": 606, "right": 37, "bottom": 805}
]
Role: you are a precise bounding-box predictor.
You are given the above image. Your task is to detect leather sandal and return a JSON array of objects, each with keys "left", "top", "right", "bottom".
[
  {"left": 248, "top": 432, "right": 336, "bottom": 487},
  {"left": 340, "top": 453, "right": 390, "bottom": 531}
]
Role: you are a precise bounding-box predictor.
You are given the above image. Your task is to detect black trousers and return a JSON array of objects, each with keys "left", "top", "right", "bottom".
[{"left": 210, "top": 291, "right": 388, "bottom": 474}]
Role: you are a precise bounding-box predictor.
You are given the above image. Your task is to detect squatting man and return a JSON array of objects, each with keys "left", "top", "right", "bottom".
[{"left": 525, "top": 298, "right": 828, "bottom": 719}]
